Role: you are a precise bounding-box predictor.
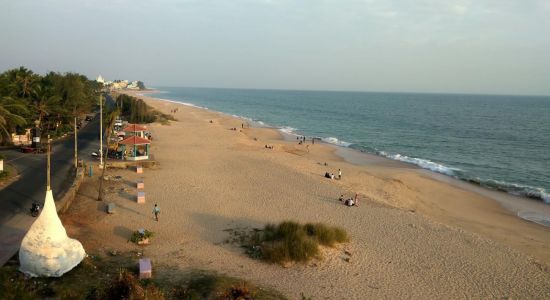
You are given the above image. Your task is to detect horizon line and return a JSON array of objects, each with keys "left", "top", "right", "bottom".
[{"left": 148, "top": 85, "right": 550, "bottom": 98}]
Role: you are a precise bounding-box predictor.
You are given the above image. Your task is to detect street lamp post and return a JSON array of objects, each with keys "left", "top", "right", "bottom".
[{"left": 99, "top": 94, "right": 104, "bottom": 168}]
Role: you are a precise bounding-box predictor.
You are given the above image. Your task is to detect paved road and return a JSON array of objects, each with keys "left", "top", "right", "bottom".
[{"left": 0, "top": 94, "right": 113, "bottom": 266}]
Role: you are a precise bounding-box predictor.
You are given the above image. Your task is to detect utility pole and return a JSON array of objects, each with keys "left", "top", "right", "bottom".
[
  {"left": 47, "top": 135, "right": 51, "bottom": 191},
  {"left": 99, "top": 94, "right": 104, "bottom": 168}
]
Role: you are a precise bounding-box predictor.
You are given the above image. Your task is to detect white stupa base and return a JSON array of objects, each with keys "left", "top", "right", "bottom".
[{"left": 19, "top": 190, "right": 85, "bottom": 277}]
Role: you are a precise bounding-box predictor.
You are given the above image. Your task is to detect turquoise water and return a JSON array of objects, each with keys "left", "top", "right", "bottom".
[{"left": 149, "top": 87, "right": 550, "bottom": 203}]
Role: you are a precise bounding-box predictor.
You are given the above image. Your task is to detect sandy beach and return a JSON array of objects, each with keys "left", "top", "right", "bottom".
[{"left": 63, "top": 91, "right": 550, "bottom": 299}]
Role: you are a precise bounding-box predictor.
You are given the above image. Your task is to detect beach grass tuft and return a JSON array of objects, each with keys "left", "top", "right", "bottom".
[{"left": 244, "top": 221, "right": 349, "bottom": 264}]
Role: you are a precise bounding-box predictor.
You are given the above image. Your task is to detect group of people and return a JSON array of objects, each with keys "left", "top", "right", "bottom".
[
  {"left": 324, "top": 168, "right": 342, "bottom": 180},
  {"left": 296, "top": 135, "right": 316, "bottom": 145},
  {"left": 338, "top": 193, "right": 359, "bottom": 207},
  {"left": 264, "top": 144, "right": 274, "bottom": 149},
  {"left": 170, "top": 108, "right": 179, "bottom": 114}
]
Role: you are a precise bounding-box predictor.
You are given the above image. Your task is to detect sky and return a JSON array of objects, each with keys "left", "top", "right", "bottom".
[{"left": 1, "top": 0, "right": 549, "bottom": 95}]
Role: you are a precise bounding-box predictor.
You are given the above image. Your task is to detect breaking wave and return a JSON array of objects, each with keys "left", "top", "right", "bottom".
[
  {"left": 321, "top": 137, "right": 352, "bottom": 147},
  {"left": 378, "top": 151, "right": 459, "bottom": 176}
]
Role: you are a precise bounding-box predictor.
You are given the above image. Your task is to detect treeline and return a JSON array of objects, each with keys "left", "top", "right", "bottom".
[
  {"left": 116, "top": 94, "right": 175, "bottom": 124},
  {"left": 0, "top": 67, "right": 101, "bottom": 144}
]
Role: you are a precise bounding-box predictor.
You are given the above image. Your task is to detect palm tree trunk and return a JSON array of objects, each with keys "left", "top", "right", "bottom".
[{"left": 98, "top": 109, "right": 118, "bottom": 201}]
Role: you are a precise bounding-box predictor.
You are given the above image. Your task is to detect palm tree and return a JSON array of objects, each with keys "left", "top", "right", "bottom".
[
  {"left": 8, "top": 67, "right": 39, "bottom": 99},
  {"left": 98, "top": 107, "right": 120, "bottom": 201},
  {"left": 0, "top": 97, "right": 27, "bottom": 144},
  {"left": 60, "top": 73, "right": 91, "bottom": 169},
  {"left": 31, "top": 85, "right": 60, "bottom": 130}
]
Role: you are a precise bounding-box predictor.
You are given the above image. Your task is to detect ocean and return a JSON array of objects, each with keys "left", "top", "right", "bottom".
[{"left": 148, "top": 87, "right": 550, "bottom": 204}]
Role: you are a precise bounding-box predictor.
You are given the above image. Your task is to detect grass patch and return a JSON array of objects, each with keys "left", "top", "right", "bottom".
[
  {"left": 0, "top": 252, "right": 136, "bottom": 300},
  {"left": 243, "top": 221, "right": 349, "bottom": 265},
  {"left": 0, "top": 251, "right": 288, "bottom": 300},
  {"left": 86, "top": 269, "right": 164, "bottom": 300},
  {"left": 170, "top": 271, "right": 286, "bottom": 300}
]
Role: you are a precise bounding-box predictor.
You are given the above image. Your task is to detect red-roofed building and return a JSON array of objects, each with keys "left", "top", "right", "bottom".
[
  {"left": 119, "top": 136, "right": 151, "bottom": 160},
  {"left": 122, "top": 124, "right": 147, "bottom": 138}
]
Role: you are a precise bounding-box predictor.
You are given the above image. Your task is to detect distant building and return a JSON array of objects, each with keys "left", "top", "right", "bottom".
[
  {"left": 127, "top": 81, "right": 140, "bottom": 90},
  {"left": 96, "top": 75, "right": 105, "bottom": 84}
]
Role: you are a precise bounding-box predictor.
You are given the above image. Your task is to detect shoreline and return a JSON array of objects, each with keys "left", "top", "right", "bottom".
[
  {"left": 134, "top": 90, "right": 550, "bottom": 227},
  {"left": 139, "top": 89, "right": 550, "bottom": 205},
  {"left": 123, "top": 90, "right": 550, "bottom": 265}
]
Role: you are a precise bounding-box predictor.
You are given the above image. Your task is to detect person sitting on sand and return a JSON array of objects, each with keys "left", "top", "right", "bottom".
[
  {"left": 330, "top": 173, "right": 335, "bottom": 180},
  {"left": 338, "top": 194, "right": 344, "bottom": 202},
  {"left": 325, "top": 172, "right": 331, "bottom": 178},
  {"left": 345, "top": 198, "right": 355, "bottom": 206}
]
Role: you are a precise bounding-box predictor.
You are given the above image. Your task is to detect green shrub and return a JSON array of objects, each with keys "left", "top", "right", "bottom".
[
  {"left": 244, "top": 221, "right": 349, "bottom": 264},
  {"left": 0, "top": 170, "right": 9, "bottom": 179},
  {"left": 86, "top": 269, "right": 164, "bottom": 300},
  {"left": 129, "top": 230, "right": 154, "bottom": 244},
  {"left": 117, "top": 94, "right": 175, "bottom": 124}
]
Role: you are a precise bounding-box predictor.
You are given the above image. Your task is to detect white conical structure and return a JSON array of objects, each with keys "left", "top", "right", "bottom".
[{"left": 19, "top": 189, "right": 86, "bottom": 277}]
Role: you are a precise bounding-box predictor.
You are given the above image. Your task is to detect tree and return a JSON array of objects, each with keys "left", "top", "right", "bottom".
[
  {"left": 137, "top": 81, "right": 146, "bottom": 90},
  {"left": 0, "top": 67, "right": 100, "bottom": 146},
  {"left": 9, "top": 67, "right": 39, "bottom": 99},
  {"left": 31, "top": 85, "right": 60, "bottom": 129},
  {"left": 98, "top": 107, "right": 120, "bottom": 201},
  {"left": 0, "top": 97, "right": 27, "bottom": 143},
  {"left": 59, "top": 73, "right": 93, "bottom": 168}
]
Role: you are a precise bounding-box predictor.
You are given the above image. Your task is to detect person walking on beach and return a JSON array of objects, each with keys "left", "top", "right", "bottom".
[
  {"left": 338, "top": 169, "right": 342, "bottom": 180},
  {"left": 152, "top": 204, "right": 161, "bottom": 221},
  {"left": 354, "top": 193, "right": 358, "bottom": 206}
]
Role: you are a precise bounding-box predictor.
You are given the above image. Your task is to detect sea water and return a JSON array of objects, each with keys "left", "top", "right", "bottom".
[{"left": 148, "top": 87, "right": 550, "bottom": 204}]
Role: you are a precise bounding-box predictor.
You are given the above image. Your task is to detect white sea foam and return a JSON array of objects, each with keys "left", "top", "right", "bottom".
[
  {"left": 517, "top": 211, "right": 550, "bottom": 227},
  {"left": 321, "top": 137, "right": 352, "bottom": 147},
  {"left": 179, "top": 101, "right": 209, "bottom": 110},
  {"left": 379, "top": 151, "right": 458, "bottom": 176},
  {"left": 278, "top": 126, "right": 298, "bottom": 135},
  {"left": 483, "top": 179, "right": 550, "bottom": 203},
  {"left": 153, "top": 97, "right": 209, "bottom": 110}
]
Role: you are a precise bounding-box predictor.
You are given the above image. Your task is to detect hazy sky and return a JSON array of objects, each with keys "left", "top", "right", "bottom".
[{"left": 1, "top": 0, "right": 549, "bottom": 95}]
